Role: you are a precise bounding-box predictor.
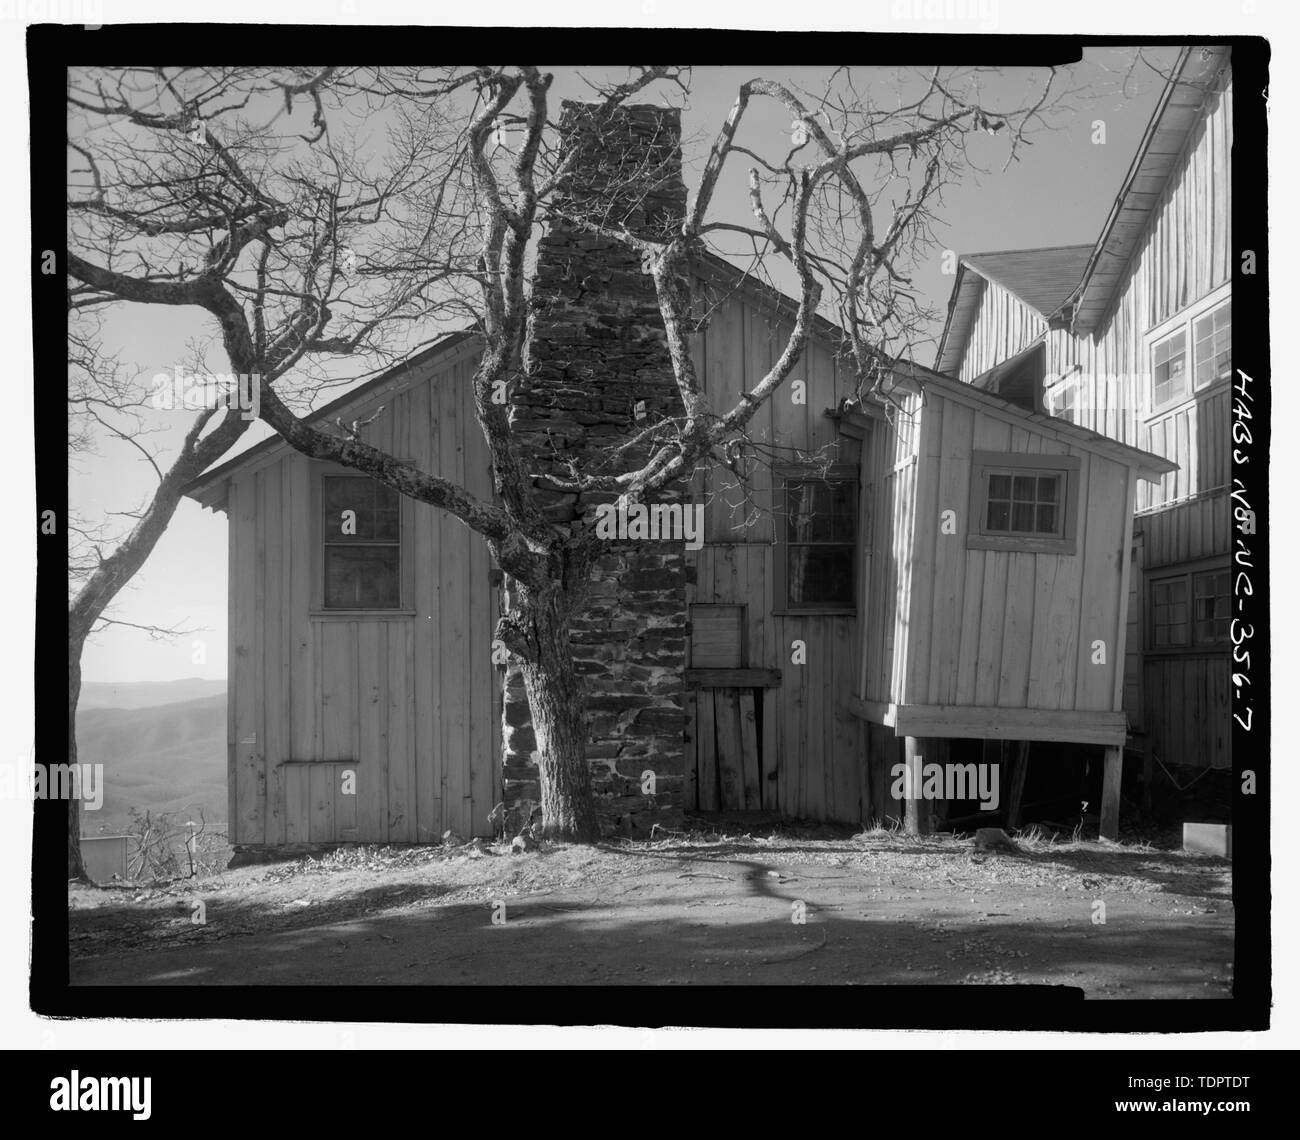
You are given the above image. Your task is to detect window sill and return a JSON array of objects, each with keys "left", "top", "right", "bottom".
[
  {"left": 309, "top": 609, "right": 416, "bottom": 620},
  {"left": 966, "top": 534, "right": 1076, "bottom": 556}
]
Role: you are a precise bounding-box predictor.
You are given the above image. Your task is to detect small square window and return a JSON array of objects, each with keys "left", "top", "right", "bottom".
[
  {"left": 1151, "top": 329, "right": 1188, "bottom": 410},
  {"left": 967, "top": 452, "right": 1080, "bottom": 555},
  {"left": 982, "top": 470, "right": 1064, "bottom": 538}
]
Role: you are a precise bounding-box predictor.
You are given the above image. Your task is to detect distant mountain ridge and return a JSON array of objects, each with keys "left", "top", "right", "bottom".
[
  {"left": 75, "top": 689, "right": 227, "bottom": 835},
  {"left": 79, "top": 677, "right": 226, "bottom": 710}
]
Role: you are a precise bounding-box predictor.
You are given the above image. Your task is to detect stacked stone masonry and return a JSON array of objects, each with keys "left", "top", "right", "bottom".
[{"left": 501, "top": 102, "right": 691, "bottom": 836}]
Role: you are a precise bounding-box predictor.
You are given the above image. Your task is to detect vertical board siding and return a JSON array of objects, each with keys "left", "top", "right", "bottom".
[
  {"left": 957, "top": 282, "right": 1048, "bottom": 383},
  {"left": 949, "top": 70, "right": 1232, "bottom": 762},
  {"left": 227, "top": 344, "right": 499, "bottom": 846},
  {"left": 879, "top": 393, "right": 1130, "bottom": 717},
  {"left": 682, "top": 279, "right": 863, "bottom": 822}
]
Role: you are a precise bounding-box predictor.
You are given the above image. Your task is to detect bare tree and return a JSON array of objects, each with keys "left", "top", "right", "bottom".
[
  {"left": 68, "top": 64, "right": 1063, "bottom": 842},
  {"left": 65, "top": 66, "right": 468, "bottom": 875}
]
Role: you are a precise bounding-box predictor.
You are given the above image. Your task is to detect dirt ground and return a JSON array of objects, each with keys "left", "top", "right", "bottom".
[{"left": 68, "top": 824, "right": 1232, "bottom": 994}]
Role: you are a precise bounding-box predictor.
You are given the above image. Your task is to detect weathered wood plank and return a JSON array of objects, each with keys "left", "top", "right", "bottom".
[
  {"left": 1100, "top": 745, "right": 1123, "bottom": 841},
  {"left": 831, "top": 616, "right": 860, "bottom": 823},
  {"left": 356, "top": 621, "right": 386, "bottom": 841},
  {"left": 439, "top": 360, "right": 469, "bottom": 836},
  {"left": 387, "top": 620, "right": 414, "bottom": 841},
  {"left": 262, "top": 462, "right": 286, "bottom": 845},
  {"left": 411, "top": 377, "right": 440, "bottom": 842},
  {"left": 715, "top": 689, "right": 744, "bottom": 811},
  {"left": 283, "top": 765, "right": 310, "bottom": 845},
  {"left": 1077, "top": 454, "right": 1127, "bottom": 711},
  {"left": 686, "top": 667, "right": 783, "bottom": 689},
  {"left": 929, "top": 398, "right": 974, "bottom": 706},
  {"left": 893, "top": 704, "right": 1128, "bottom": 746},
  {"left": 309, "top": 761, "right": 335, "bottom": 844},
  {"left": 697, "top": 690, "right": 718, "bottom": 812},
  {"left": 738, "top": 690, "right": 761, "bottom": 810},
  {"left": 906, "top": 395, "right": 942, "bottom": 704},
  {"left": 232, "top": 473, "right": 263, "bottom": 844}
]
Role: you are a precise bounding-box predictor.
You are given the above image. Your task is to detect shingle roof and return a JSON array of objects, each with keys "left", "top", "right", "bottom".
[{"left": 961, "top": 245, "right": 1094, "bottom": 317}]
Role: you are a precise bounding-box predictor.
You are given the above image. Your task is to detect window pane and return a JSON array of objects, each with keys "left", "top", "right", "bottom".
[
  {"left": 986, "top": 501, "right": 1010, "bottom": 531},
  {"left": 1036, "top": 504, "right": 1057, "bottom": 533},
  {"left": 786, "top": 479, "right": 855, "bottom": 544},
  {"left": 324, "top": 545, "right": 400, "bottom": 608},
  {"left": 786, "top": 481, "right": 830, "bottom": 543},
  {"left": 1152, "top": 331, "right": 1187, "bottom": 406},
  {"left": 1012, "top": 475, "right": 1035, "bottom": 501},
  {"left": 1011, "top": 502, "right": 1035, "bottom": 531},
  {"left": 830, "top": 481, "right": 856, "bottom": 541},
  {"left": 1194, "top": 303, "right": 1231, "bottom": 386},
  {"left": 1037, "top": 477, "right": 1058, "bottom": 503},
  {"left": 788, "top": 545, "right": 853, "bottom": 607},
  {"left": 1192, "top": 569, "right": 1230, "bottom": 644},
  {"left": 988, "top": 474, "right": 1011, "bottom": 499},
  {"left": 323, "top": 476, "right": 400, "bottom": 542}
]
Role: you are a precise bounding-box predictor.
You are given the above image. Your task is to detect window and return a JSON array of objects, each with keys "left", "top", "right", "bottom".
[
  {"left": 320, "top": 474, "right": 402, "bottom": 609},
  {"left": 1151, "top": 328, "right": 1188, "bottom": 411},
  {"left": 1048, "top": 380, "right": 1077, "bottom": 424},
  {"left": 1148, "top": 563, "right": 1230, "bottom": 650},
  {"left": 778, "top": 468, "right": 857, "bottom": 610},
  {"left": 1193, "top": 300, "right": 1232, "bottom": 388},
  {"left": 967, "top": 451, "right": 1080, "bottom": 554},
  {"left": 1144, "top": 288, "right": 1231, "bottom": 416},
  {"left": 985, "top": 470, "right": 1063, "bottom": 536}
]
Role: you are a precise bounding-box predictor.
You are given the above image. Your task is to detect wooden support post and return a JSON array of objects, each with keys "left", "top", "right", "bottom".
[
  {"left": 1141, "top": 734, "right": 1155, "bottom": 816},
  {"left": 903, "top": 736, "right": 933, "bottom": 836},
  {"left": 1007, "top": 740, "right": 1030, "bottom": 830},
  {"left": 1100, "top": 745, "right": 1123, "bottom": 841},
  {"left": 858, "top": 723, "right": 872, "bottom": 827}
]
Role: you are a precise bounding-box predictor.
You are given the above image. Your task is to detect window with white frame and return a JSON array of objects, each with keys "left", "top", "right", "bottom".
[
  {"left": 1146, "top": 290, "right": 1231, "bottom": 415},
  {"left": 1150, "top": 327, "right": 1188, "bottom": 412},
  {"left": 1193, "top": 299, "right": 1232, "bottom": 388},
  {"left": 1046, "top": 374, "right": 1079, "bottom": 423}
]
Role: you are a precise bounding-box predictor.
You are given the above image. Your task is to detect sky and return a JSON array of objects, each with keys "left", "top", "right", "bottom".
[{"left": 71, "top": 51, "right": 1175, "bottom": 682}]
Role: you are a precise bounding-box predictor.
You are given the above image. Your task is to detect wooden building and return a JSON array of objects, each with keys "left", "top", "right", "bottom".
[
  {"left": 185, "top": 77, "right": 1206, "bottom": 849},
  {"left": 935, "top": 46, "right": 1233, "bottom": 777}
]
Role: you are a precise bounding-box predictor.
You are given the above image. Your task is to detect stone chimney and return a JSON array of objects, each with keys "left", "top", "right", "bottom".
[{"left": 500, "top": 102, "right": 689, "bottom": 836}]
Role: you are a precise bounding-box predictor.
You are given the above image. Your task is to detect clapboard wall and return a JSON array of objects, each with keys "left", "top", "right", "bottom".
[{"left": 225, "top": 337, "right": 501, "bottom": 845}]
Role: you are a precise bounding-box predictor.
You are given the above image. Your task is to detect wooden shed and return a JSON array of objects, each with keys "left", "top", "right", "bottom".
[{"left": 837, "top": 364, "right": 1174, "bottom": 834}]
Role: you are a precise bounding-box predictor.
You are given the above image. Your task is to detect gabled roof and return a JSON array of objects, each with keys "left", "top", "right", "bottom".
[
  {"left": 182, "top": 329, "right": 478, "bottom": 509},
  {"left": 842, "top": 354, "right": 1177, "bottom": 486},
  {"left": 1059, "top": 46, "right": 1231, "bottom": 333},
  {"left": 934, "top": 245, "right": 1091, "bottom": 375},
  {"left": 182, "top": 250, "right": 846, "bottom": 509}
]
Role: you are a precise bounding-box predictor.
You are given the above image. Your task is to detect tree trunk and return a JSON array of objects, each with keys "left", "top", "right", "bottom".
[
  {"left": 516, "top": 586, "right": 601, "bottom": 843},
  {"left": 67, "top": 642, "right": 90, "bottom": 883}
]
